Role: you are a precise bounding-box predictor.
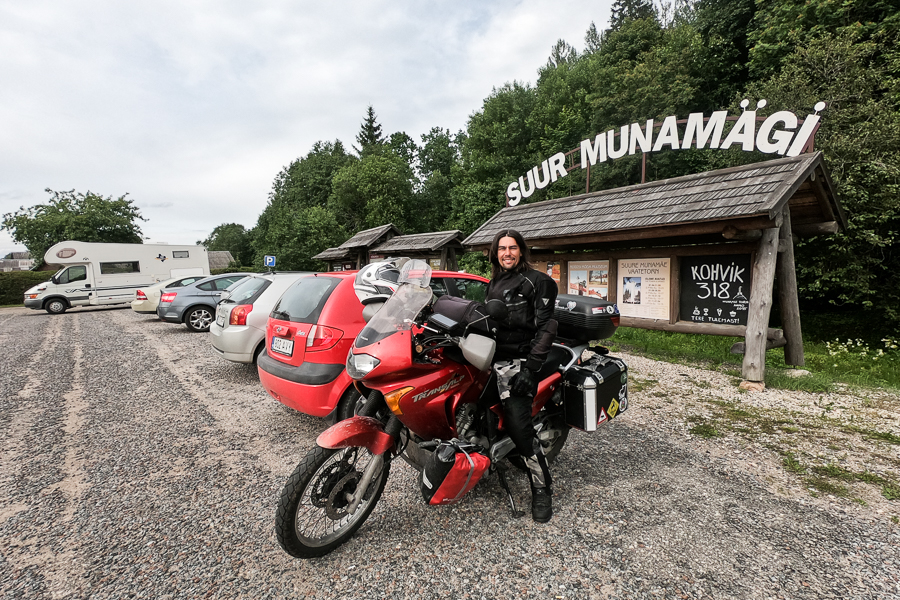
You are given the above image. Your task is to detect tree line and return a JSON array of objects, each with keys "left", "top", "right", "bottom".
[{"left": 4, "top": 0, "right": 898, "bottom": 324}]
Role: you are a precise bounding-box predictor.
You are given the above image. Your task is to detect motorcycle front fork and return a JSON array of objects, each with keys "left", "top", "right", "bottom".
[{"left": 345, "top": 410, "right": 402, "bottom": 517}]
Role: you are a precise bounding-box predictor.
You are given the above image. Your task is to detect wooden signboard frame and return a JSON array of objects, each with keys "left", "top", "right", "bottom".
[{"left": 531, "top": 205, "right": 803, "bottom": 381}]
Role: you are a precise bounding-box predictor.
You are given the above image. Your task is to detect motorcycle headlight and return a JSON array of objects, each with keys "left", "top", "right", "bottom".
[{"left": 346, "top": 352, "right": 380, "bottom": 380}]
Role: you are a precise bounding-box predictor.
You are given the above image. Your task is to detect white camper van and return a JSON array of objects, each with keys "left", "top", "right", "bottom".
[{"left": 24, "top": 241, "right": 210, "bottom": 314}]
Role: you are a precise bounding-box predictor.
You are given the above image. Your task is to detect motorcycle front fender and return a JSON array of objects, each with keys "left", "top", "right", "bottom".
[{"left": 316, "top": 416, "right": 395, "bottom": 456}]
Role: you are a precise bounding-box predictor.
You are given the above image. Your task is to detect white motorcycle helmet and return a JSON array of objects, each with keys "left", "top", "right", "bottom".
[{"left": 353, "top": 257, "right": 410, "bottom": 303}]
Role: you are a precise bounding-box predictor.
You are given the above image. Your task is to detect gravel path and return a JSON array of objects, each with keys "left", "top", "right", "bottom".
[{"left": 1, "top": 306, "right": 898, "bottom": 599}]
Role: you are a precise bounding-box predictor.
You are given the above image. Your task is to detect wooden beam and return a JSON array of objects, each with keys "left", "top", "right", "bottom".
[
  {"left": 531, "top": 242, "right": 760, "bottom": 262},
  {"left": 777, "top": 206, "right": 805, "bottom": 366},
  {"left": 792, "top": 221, "right": 839, "bottom": 236},
  {"left": 722, "top": 226, "right": 762, "bottom": 241},
  {"left": 742, "top": 227, "right": 780, "bottom": 381},
  {"left": 730, "top": 337, "right": 788, "bottom": 354},
  {"left": 620, "top": 316, "right": 783, "bottom": 339},
  {"left": 486, "top": 215, "right": 784, "bottom": 250}
]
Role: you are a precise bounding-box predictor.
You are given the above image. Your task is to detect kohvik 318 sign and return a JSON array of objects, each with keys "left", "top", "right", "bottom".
[{"left": 506, "top": 100, "right": 827, "bottom": 205}]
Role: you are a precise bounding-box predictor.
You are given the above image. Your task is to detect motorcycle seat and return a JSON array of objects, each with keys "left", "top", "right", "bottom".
[{"left": 536, "top": 345, "right": 572, "bottom": 381}]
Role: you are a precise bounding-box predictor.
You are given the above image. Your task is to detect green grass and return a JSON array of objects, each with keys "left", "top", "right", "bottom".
[{"left": 609, "top": 325, "right": 900, "bottom": 392}]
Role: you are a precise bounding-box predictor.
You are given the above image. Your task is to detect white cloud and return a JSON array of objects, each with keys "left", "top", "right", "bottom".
[{"left": 0, "top": 0, "right": 613, "bottom": 256}]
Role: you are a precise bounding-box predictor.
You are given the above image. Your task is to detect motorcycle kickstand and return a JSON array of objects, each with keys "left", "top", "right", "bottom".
[{"left": 496, "top": 466, "right": 525, "bottom": 519}]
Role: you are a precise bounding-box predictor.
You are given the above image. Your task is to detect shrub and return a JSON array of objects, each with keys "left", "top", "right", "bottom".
[{"left": 0, "top": 271, "right": 52, "bottom": 306}]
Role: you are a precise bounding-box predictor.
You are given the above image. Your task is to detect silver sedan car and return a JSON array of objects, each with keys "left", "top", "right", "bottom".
[{"left": 209, "top": 272, "right": 313, "bottom": 363}]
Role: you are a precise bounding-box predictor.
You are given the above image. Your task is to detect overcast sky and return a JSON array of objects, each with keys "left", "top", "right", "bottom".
[{"left": 1, "top": 0, "right": 614, "bottom": 257}]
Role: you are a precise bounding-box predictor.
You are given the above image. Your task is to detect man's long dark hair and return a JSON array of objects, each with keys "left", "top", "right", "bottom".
[{"left": 489, "top": 229, "right": 532, "bottom": 279}]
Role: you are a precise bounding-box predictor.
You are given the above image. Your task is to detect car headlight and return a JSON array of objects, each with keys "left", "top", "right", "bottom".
[{"left": 346, "top": 352, "right": 380, "bottom": 380}]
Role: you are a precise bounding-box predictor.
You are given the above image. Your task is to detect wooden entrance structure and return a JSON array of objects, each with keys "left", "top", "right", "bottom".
[{"left": 463, "top": 152, "right": 847, "bottom": 383}]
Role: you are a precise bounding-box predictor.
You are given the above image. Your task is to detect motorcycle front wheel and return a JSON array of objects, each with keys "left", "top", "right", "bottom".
[{"left": 275, "top": 445, "right": 390, "bottom": 558}]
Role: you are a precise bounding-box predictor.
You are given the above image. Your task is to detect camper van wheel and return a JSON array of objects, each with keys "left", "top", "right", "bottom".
[
  {"left": 185, "top": 306, "right": 214, "bottom": 332},
  {"left": 45, "top": 299, "right": 68, "bottom": 315}
]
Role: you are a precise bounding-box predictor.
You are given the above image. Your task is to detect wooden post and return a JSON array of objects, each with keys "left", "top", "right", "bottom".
[
  {"left": 558, "top": 260, "right": 569, "bottom": 296},
  {"left": 742, "top": 227, "right": 780, "bottom": 382},
  {"left": 777, "top": 206, "right": 805, "bottom": 366},
  {"left": 669, "top": 255, "right": 680, "bottom": 324},
  {"left": 607, "top": 258, "right": 618, "bottom": 304}
]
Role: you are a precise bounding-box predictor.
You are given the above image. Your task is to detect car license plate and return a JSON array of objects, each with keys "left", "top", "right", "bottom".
[
  {"left": 272, "top": 336, "right": 293, "bottom": 356},
  {"left": 216, "top": 314, "right": 225, "bottom": 327}
]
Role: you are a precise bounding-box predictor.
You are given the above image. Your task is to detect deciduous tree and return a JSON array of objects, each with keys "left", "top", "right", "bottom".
[
  {"left": 200, "top": 223, "right": 253, "bottom": 266},
  {"left": 1, "top": 189, "right": 145, "bottom": 262}
]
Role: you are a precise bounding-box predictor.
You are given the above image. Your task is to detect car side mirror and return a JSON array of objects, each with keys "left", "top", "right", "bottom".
[
  {"left": 51, "top": 276, "right": 59, "bottom": 284},
  {"left": 485, "top": 299, "right": 508, "bottom": 321}
]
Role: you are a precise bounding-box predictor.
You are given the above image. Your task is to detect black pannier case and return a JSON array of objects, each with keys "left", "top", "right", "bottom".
[
  {"left": 562, "top": 354, "right": 628, "bottom": 432},
  {"left": 553, "top": 294, "right": 619, "bottom": 342}
]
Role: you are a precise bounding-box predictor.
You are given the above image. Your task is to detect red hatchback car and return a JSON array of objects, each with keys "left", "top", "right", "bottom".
[{"left": 257, "top": 270, "right": 489, "bottom": 422}]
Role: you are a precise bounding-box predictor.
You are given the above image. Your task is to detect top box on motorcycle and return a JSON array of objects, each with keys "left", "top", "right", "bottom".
[{"left": 553, "top": 294, "right": 619, "bottom": 342}]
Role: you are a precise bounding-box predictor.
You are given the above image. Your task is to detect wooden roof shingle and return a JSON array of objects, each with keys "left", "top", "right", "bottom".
[
  {"left": 337, "top": 224, "right": 402, "bottom": 249},
  {"left": 370, "top": 230, "right": 463, "bottom": 253},
  {"left": 463, "top": 153, "right": 845, "bottom": 249},
  {"left": 312, "top": 247, "right": 354, "bottom": 261}
]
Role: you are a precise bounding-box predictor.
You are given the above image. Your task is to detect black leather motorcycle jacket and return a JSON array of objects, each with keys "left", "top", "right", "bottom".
[{"left": 485, "top": 267, "right": 559, "bottom": 371}]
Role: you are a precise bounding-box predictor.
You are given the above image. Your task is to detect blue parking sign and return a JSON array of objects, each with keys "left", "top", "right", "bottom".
[{"left": 264, "top": 255, "right": 276, "bottom": 267}]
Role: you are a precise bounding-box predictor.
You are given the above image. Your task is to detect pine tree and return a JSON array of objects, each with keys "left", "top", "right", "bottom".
[
  {"left": 354, "top": 105, "right": 385, "bottom": 157},
  {"left": 608, "top": 0, "right": 656, "bottom": 31}
]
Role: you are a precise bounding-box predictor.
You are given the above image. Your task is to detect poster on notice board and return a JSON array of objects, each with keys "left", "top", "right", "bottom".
[
  {"left": 533, "top": 261, "right": 562, "bottom": 285},
  {"left": 567, "top": 260, "right": 609, "bottom": 299},
  {"left": 617, "top": 258, "right": 670, "bottom": 320}
]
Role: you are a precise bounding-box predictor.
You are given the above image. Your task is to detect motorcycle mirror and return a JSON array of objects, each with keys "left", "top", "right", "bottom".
[
  {"left": 485, "top": 299, "right": 508, "bottom": 321},
  {"left": 361, "top": 294, "right": 391, "bottom": 306},
  {"left": 362, "top": 301, "right": 385, "bottom": 322}
]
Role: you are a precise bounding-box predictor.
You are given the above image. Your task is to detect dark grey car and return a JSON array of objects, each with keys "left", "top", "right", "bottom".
[{"left": 156, "top": 273, "right": 251, "bottom": 332}]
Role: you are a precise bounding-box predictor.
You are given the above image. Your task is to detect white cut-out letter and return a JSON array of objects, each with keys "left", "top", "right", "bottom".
[
  {"left": 786, "top": 114, "right": 820, "bottom": 156},
  {"left": 580, "top": 133, "right": 607, "bottom": 167},
  {"left": 756, "top": 111, "right": 797, "bottom": 155},
  {"left": 629, "top": 120, "right": 654, "bottom": 154},
  {"left": 720, "top": 110, "right": 757, "bottom": 151},
  {"left": 548, "top": 152, "right": 567, "bottom": 182},
  {"left": 519, "top": 170, "right": 536, "bottom": 198},
  {"left": 533, "top": 161, "right": 552, "bottom": 189},
  {"left": 652, "top": 115, "right": 680, "bottom": 151},
  {"left": 683, "top": 111, "right": 727, "bottom": 149},
  {"left": 608, "top": 125, "right": 628, "bottom": 159},
  {"left": 507, "top": 181, "right": 522, "bottom": 206}
]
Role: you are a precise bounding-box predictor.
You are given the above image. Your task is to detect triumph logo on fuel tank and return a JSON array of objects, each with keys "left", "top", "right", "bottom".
[
  {"left": 412, "top": 374, "right": 465, "bottom": 402},
  {"left": 506, "top": 100, "right": 827, "bottom": 205}
]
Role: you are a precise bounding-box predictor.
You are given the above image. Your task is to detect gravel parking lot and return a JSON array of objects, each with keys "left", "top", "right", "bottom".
[{"left": 1, "top": 305, "right": 898, "bottom": 599}]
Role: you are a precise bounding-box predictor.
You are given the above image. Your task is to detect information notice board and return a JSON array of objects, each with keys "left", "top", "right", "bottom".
[
  {"left": 617, "top": 258, "right": 670, "bottom": 320},
  {"left": 679, "top": 254, "right": 752, "bottom": 325}
]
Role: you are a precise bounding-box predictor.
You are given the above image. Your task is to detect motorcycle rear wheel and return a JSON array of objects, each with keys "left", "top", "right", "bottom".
[{"left": 275, "top": 445, "right": 390, "bottom": 558}]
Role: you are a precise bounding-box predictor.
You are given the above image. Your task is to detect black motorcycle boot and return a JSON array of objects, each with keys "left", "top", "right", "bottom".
[
  {"left": 525, "top": 454, "right": 553, "bottom": 523},
  {"left": 530, "top": 485, "right": 553, "bottom": 523}
]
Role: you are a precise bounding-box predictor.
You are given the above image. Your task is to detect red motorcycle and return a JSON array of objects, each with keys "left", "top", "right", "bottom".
[{"left": 275, "top": 260, "right": 626, "bottom": 558}]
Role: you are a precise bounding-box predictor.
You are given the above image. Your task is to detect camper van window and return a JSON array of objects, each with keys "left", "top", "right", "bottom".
[
  {"left": 100, "top": 261, "right": 140, "bottom": 275},
  {"left": 172, "top": 251, "right": 189, "bottom": 258},
  {"left": 59, "top": 266, "right": 87, "bottom": 284}
]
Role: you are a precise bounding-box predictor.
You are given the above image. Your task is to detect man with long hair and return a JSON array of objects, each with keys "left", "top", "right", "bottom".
[{"left": 485, "top": 229, "right": 558, "bottom": 522}]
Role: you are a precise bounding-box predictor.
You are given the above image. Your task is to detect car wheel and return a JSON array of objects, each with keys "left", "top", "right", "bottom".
[
  {"left": 45, "top": 299, "right": 68, "bottom": 315},
  {"left": 185, "top": 306, "right": 213, "bottom": 332},
  {"left": 335, "top": 387, "right": 366, "bottom": 421},
  {"left": 253, "top": 343, "right": 265, "bottom": 364}
]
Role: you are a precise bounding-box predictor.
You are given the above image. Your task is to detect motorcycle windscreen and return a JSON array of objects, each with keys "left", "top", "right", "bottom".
[{"left": 354, "top": 284, "right": 433, "bottom": 348}]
